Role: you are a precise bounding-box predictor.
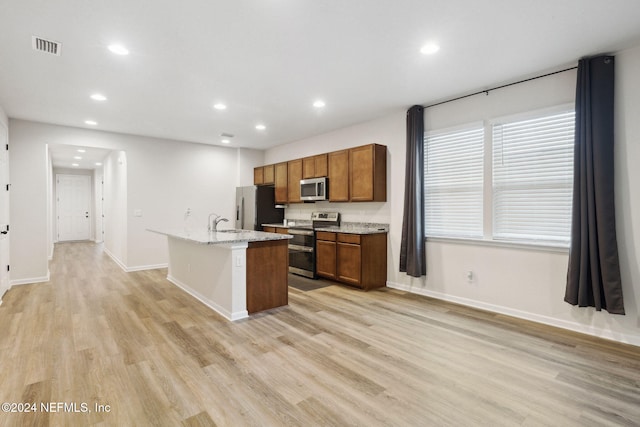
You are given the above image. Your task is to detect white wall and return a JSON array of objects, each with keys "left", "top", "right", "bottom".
[
  {"left": 264, "top": 46, "right": 640, "bottom": 346},
  {"left": 237, "top": 148, "right": 264, "bottom": 187},
  {"left": 8, "top": 120, "right": 250, "bottom": 278},
  {"left": 8, "top": 121, "right": 50, "bottom": 284},
  {"left": 103, "top": 151, "right": 128, "bottom": 268}
]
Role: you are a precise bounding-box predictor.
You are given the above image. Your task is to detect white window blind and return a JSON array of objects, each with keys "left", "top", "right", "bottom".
[
  {"left": 424, "top": 126, "right": 484, "bottom": 238},
  {"left": 492, "top": 110, "right": 575, "bottom": 244}
]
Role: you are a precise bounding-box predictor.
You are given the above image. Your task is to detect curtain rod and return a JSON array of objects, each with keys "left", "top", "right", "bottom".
[{"left": 423, "top": 65, "right": 578, "bottom": 109}]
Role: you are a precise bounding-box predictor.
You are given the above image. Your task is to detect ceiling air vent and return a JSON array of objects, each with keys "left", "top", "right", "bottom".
[{"left": 32, "top": 36, "right": 62, "bottom": 56}]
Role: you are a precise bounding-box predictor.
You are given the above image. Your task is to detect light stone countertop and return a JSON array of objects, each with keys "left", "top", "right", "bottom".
[
  {"left": 147, "top": 228, "right": 292, "bottom": 245},
  {"left": 261, "top": 222, "right": 388, "bottom": 235}
]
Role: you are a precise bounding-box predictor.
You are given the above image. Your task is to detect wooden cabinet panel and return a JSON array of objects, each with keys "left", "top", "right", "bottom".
[
  {"left": 328, "top": 150, "right": 349, "bottom": 202},
  {"left": 254, "top": 167, "right": 264, "bottom": 185},
  {"left": 337, "top": 233, "right": 360, "bottom": 244},
  {"left": 263, "top": 226, "right": 276, "bottom": 233},
  {"left": 302, "top": 156, "right": 315, "bottom": 179},
  {"left": 337, "top": 242, "right": 362, "bottom": 286},
  {"left": 316, "top": 239, "right": 337, "bottom": 280},
  {"left": 263, "top": 164, "right": 275, "bottom": 185},
  {"left": 287, "top": 159, "right": 302, "bottom": 203},
  {"left": 274, "top": 162, "right": 288, "bottom": 203},
  {"left": 316, "top": 231, "right": 336, "bottom": 241},
  {"left": 350, "top": 144, "right": 387, "bottom": 202},
  {"left": 276, "top": 228, "right": 289, "bottom": 234},
  {"left": 314, "top": 154, "right": 328, "bottom": 177},
  {"left": 302, "top": 154, "right": 328, "bottom": 179},
  {"left": 246, "top": 240, "right": 288, "bottom": 314}
]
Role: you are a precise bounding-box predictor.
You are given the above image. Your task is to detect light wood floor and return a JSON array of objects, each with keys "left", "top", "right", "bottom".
[{"left": 1, "top": 242, "right": 639, "bottom": 426}]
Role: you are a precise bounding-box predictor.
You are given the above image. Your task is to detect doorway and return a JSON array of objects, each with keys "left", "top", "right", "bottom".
[{"left": 56, "top": 174, "right": 92, "bottom": 241}]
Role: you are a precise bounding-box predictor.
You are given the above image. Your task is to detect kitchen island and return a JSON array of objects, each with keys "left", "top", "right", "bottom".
[{"left": 148, "top": 228, "right": 291, "bottom": 321}]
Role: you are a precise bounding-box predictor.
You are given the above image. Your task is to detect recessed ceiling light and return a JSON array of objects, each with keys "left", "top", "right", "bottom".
[
  {"left": 420, "top": 42, "right": 440, "bottom": 55},
  {"left": 108, "top": 44, "right": 129, "bottom": 55},
  {"left": 90, "top": 93, "right": 107, "bottom": 101},
  {"left": 213, "top": 103, "right": 227, "bottom": 110},
  {"left": 74, "top": 156, "right": 82, "bottom": 160},
  {"left": 221, "top": 139, "right": 231, "bottom": 144},
  {"left": 255, "top": 124, "right": 266, "bottom": 131},
  {"left": 95, "top": 162, "right": 102, "bottom": 166},
  {"left": 77, "top": 149, "right": 86, "bottom": 153},
  {"left": 72, "top": 163, "right": 79, "bottom": 167},
  {"left": 85, "top": 120, "right": 98, "bottom": 126},
  {"left": 313, "top": 100, "right": 326, "bottom": 108}
]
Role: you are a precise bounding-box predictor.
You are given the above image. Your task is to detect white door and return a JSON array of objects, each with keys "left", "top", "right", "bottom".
[
  {"left": 0, "top": 122, "right": 9, "bottom": 296},
  {"left": 56, "top": 174, "right": 91, "bottom": 241}
]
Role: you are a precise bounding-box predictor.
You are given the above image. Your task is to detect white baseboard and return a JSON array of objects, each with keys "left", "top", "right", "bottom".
[
  {"left": 386, "top": 281, "right": 640, "bottom": 348},
  {"left": 10, "top": 270, "right": 51, "bottom": 286},
  {"left": 167, "top": 274, "right": 248, "bottom": 321},
  {"left": 126, "top": 263, "right": 168, "bottom": 272},
  {"left": 103, "top": 247, "right": 127, "bottom": 272},
  {"left": 103, "top": 247, "right": 167, "bottom": 273}
]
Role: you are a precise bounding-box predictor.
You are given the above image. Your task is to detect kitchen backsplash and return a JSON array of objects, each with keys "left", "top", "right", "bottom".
[{"left": 284, "top": 200, "right": 390, "bottom": 225}]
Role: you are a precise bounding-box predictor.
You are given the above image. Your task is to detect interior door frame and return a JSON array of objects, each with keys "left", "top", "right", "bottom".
[
  {"left": 55, "top": 173, "right": 92, "bottom": 242},
  {"left": 0, "top": 121, "right": 9, "bottom": 298}
]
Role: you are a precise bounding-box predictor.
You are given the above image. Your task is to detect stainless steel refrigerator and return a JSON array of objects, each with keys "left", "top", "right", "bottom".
[{"left": 235, "top": 186, "right": 284, "bottom": 230}]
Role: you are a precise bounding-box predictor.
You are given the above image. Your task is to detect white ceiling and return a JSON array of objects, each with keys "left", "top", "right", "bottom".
[
  {"left": 48, "top": 144, "right": 111, "bottom": 170},
  {"left": 2, "top": 0, "right": 640, "bottom": 151}
]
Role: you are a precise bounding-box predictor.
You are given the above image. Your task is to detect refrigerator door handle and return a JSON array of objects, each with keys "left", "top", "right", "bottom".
[
  {"left": 236, "top": 205, "right": 240, "bottom": 221},
  {"left": 241, "top": 197, "right": 245, "bottom": 229}
]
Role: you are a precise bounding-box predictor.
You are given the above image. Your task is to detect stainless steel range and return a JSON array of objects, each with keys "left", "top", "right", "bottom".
[{"left": 288, "top": 212, "right": 340, "bottom": 279}]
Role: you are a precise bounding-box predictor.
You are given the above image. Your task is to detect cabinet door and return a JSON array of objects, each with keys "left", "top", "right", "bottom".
[
  {"left": 316, "top": 240, "right": 337, "bottom": 279},
  {"left": 263, "top": 164, "right": 275, "bottom": 185},
  {"left": 328, "top": 150, "right": 349, "bottom": 202},
  {"left": 350, "top": 144, "right": 386, "bottom": 202},
  {"left": 287, "top": 159, "right": 302, "bottom": 203},
  {"left": 274, "top": 162, "right": 288, "bottom": 203},
  {"left": 337, "top": 242, "right": 361, "bottom": 286},
  {"left": 302, "top": 156, "right": 315, "bottom": 179},
  {"left": 263, "top": 226, "right": 276, "bottom": 233},
  {"left": 254, "top": 167, "right": 264, "bottom": 185},
  {"left": 314, "top": 154, "right": 328, "bottom": 177}
]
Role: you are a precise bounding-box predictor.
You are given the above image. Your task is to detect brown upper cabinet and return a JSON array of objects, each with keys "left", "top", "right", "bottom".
[
  {"left": 349, "top": 144, "right": 387, "bottom": 202},
  {"left": 263, "top": 164, "right": 275, "bottom": 185},
  {"left": 253, "top": 167, "right": 264, "bottom": 185},
  {"left": 302, "top": 154, "right": 328, "bottom": 179},
  {"left": 328, "top": 149, "right": 350, "bottom": 202},
  {"left": 254, "top": 143, "right": 386, "bottom": 203},
  {"left": 274, "top": 162, "right": 288, "bottom": 203},
  {"left": 287, "top": 159, "right": 303, "bottom": 203}
]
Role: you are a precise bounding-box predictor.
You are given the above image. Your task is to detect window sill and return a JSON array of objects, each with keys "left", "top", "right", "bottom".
[{"left": 425, "top": 236, "right": 569, "bottom": 254}]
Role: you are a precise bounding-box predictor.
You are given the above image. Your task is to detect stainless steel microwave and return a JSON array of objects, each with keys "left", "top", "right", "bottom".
[{"left": 300, "top": 177, "right": 328, "bottom": 201}]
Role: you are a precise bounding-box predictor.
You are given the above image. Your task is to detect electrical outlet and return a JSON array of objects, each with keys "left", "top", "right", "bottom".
[{"left": 185, "top": 208, "right": 192, "bottom": 217}]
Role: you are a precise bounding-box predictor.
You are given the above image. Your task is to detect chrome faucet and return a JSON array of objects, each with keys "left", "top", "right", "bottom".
[{"left": 208, "top": 213, "right": 229, "bottom": 232}]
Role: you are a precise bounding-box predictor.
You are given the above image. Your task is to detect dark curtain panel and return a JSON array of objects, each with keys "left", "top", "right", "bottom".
[
  {"left": 565, "top": 55, "right": 625, "bottom": 314},
  {"left": 400, "top": 105, "right": 426, "bottom": 277}
]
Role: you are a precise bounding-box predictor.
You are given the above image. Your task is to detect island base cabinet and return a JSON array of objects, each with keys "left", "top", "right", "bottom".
[{"left": 246, "top": 240, "right": 289, "bottom": 314}]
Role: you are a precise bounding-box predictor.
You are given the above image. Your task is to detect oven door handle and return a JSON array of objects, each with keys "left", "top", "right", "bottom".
[{"left": 288, "top": 244, "right": 314, "bottom": 252}]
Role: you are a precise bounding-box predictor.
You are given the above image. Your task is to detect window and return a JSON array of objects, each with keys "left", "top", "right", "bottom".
[
  {"left": 424, "top": 126, "right": 484, "bottom": 238},
  {"left": 424, "top": 107, "right": 575, "bottom": 247},
  {"left": 492, "top": 110, "right": 575, "bottom": 244}
]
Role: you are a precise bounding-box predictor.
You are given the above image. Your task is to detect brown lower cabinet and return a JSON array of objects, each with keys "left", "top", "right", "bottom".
[{"left": 316, "top": 231, "right": 387, "bottom": 290}]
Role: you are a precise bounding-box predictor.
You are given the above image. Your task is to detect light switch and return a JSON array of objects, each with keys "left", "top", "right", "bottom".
[{"left": 133, "top": 209, "right": 142, "bottom": 217}]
